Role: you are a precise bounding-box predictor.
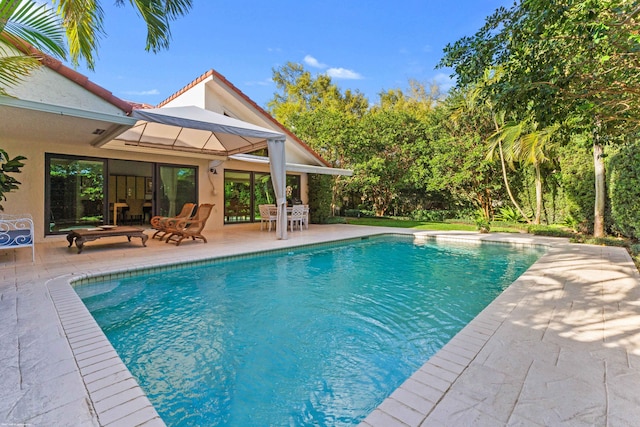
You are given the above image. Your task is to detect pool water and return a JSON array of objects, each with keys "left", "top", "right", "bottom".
[{"left": 76, "top": 235, "right": 544, "bottom": 426}]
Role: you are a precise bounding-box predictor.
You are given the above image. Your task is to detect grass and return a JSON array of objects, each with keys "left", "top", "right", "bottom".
[{"left": 344, "top": 216, "right": 526, "bottom": 233}]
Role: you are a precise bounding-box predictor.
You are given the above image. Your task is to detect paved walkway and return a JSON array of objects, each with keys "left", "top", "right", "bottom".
[{"left": 1, "top": 224, "right": 639, "bottom": 426}]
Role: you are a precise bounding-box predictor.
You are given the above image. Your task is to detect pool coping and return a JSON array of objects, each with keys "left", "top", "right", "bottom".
[{"left": 38, "top": 229, "right": 640, "bottom": 426}]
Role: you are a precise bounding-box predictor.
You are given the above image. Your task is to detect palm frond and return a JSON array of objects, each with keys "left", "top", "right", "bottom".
[
  {"left": 1, "top": 0, "right": 66, "bottom": 59},
  {"left": 56, "top": 0, "right": 103, "bottom": 69},
  {"left": 0, "top": 53, "right": 41, "bottom": 96}
]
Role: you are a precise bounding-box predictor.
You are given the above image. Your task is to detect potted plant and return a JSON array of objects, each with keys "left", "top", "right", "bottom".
[{"left": 0, "top": 149, "right": 27, "bottom": 211}]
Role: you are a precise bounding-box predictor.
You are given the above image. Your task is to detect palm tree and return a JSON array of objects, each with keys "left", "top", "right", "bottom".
[
  {"left": 56, "top": 0, "right": 194, "bottom": 70},
  {"left": 488, "top": 119, "right": 559, "bottom": 224},
  {"left": 1, "top": 0, "right": 194, "bottom": 93},
  {"left": 0, "top": 0, "right": 67, "bottom": 96},
  {"left": 450, "top": 69, "right": 533, "bottom": 224}
]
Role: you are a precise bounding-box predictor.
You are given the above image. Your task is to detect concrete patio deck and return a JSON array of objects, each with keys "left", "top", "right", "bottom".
[{"left": 1, "top": 224, "right": 639, "bottom": 426}]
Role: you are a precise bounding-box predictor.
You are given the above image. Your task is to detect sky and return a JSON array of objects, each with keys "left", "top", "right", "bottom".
[{"left": 69, "top": 0, "right": 514, "bottom": 109}]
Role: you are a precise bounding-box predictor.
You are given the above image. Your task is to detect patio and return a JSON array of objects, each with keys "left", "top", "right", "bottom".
[{"left": 1, "top": 224, "right": 640, "bottom": 426}]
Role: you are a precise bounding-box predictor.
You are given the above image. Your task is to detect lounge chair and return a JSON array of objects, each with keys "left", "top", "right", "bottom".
[
  {"left": 150, "top": 203, "right": 196, "bottom": 240},
  {"left": 259, "top": 204, "right": 277, "bottom": 231},
  {"left": 165, "top": 203, "right": 214, "bottom": 246}
]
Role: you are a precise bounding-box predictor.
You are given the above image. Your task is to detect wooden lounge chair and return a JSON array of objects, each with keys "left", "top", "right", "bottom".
[
  {"left": 150, "top": 203, "right": 196, "bottom": 240},
  {"left": 165, "top": 203, "right": 214, "bottom": 246}
]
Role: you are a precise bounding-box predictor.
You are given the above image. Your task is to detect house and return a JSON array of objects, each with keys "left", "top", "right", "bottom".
[{"left": 0, "top": 41, "right": 351, "bottom": 242}]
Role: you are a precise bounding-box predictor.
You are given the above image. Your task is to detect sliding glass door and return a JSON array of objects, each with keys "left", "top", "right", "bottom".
[
  {"left": 46, "top": 155, "right": 198, "bottom": 235},
  {"left": 46, "top": 154, "right": 106, "bottom": 233},
  {"left": 156, "top": 165, "right": 198, "bottom": 217}
]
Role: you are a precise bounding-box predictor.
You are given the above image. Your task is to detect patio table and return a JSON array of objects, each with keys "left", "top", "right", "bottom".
[{"left": 66, "top": 226, "right": 148, "bottom": 254}]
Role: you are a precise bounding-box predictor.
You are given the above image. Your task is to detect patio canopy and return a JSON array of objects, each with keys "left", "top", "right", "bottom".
[
  {"left": 105, "top": 105, "right": 289, "bottom": 239},
  {"left": 109, "top": 105, "right": 285, "bottom": 156}
]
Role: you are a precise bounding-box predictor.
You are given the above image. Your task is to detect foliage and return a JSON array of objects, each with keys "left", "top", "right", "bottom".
[
  {"left": 440, "top": 0, "right": 640, "bottom": 131},
  {"left": 424, "top": 91, "right": 504, "bottom": 217},
  {"left": 608, "top": 141, "right": 640, "bottom": 239},
  {"left": 307, "top": 174, "right": 333, "bottom": 224},
  {"left": 344, "top": 209, "right": 374, "bottom": 218},
  {"left": 557, "top": 141, "right": 596, "bottom": 234},
  {"left": 0, "top": 0, "right": 66, "bottom": 96},
  {"left": 439, "top": 0, "right": 640, "bottom": 237},
  {"left": 474, "top": 208, "right": 491, "bottom": 232},
  {"left": 527, "top": 225, "right": 577, "bottom": 238},
  {"left": 0, "top": 148, "right": 26, "bottom": 211},
  {"left": 411, "top": 209, "right": 456, "bottom": 222},
  {"left": 54, "top": 0, "right": 194, "bottom": 69},
  {"left": 493, "top": 205, "right": 525, "bottom": 223}
]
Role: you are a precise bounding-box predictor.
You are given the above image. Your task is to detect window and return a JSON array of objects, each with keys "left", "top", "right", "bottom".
[
  {"left": 224, "top": 170, "right": 301, "bottom": 223},
  {"left": 45, "top": 154, "right": 198, "bottom": 234},
  {"left": 46, "top": 154, "right": 106, "bottom": 234}
]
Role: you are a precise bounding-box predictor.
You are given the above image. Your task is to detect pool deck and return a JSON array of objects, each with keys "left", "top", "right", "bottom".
[{"left": 1, "top": 224, "right": 640, "bottom": 426}]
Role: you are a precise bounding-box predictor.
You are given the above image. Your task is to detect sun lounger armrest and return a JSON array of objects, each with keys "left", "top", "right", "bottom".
[{"left": 0, "top": 213, "right": 35, "bottom": 262}]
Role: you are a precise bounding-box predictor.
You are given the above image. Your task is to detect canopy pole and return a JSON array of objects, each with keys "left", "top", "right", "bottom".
[{"left": 267, "top": 138, "right": 288, "bottom": 240}]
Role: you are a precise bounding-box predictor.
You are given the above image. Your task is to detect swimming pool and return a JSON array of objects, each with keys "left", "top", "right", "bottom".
[{"left": 75, "top": 234, "right": 544, "bottom": 426}]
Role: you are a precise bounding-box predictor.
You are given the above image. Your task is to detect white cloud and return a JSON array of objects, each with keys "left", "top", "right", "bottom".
[
  {"left": 327, "top": 67, "right": 363, "bottom": 80},
  {"left": 304, "top": 55, "right": 326, "bottom": 68},
  {"left": 245, "top": 78, "right": 273, "bottom": 87},
  {"left": 122, "top": 89, "right": 160, "bottom": 96},
  {"left": 432, "top": 72, "right": 456, "bottom": 93}
]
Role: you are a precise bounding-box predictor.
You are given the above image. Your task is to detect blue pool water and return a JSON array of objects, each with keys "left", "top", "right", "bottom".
[{"left": 76, "top": 235, "right": 544, "bottom": 426}]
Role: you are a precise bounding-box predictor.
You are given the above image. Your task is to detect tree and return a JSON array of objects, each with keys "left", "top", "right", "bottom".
[
  {"left": 0, "top": 0, "right": 66, "bottom": 96},
  {"left": 440, "top": 0, "right": 640, "bottom": 237},
  {"left": 489, "top": 118, "right": 559, "bottom": 224},
  {"left": 425, "top": 91, "right": 505, "bottom": 218},
  {"left": 55, "top": 0, "right": 194, "bottom": 69}
]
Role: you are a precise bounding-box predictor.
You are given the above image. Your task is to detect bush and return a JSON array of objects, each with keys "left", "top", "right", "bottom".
[
  {"left": 558, "top": 143, "right": 595, "bottom": 234},
  {"left": 344, "top": 209, "right": 375, "bottom": 217},
  {"left": 609, "top": 142, "right": 640, "bottom": 239},
  {"left": 527, "top": 225, "right": 576, "bottom": 238},
  {"left": 493, "top": 206, "right": 525, "bottom": 223},
  {"left": 308, "top": 174, "right": 333, "bottom": 224},
  {"left": 411, "top": 209, "right": 455, "bottom": 222}
]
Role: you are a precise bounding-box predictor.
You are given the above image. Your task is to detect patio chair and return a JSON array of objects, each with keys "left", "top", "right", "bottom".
[
  {"left": 302, "top": 204, "right": 310, "bottom": 229},
  {"left": 125, "top": 198, "right": 145, "bottom": 225},
  {"left": 165, "top": 203, "right": 214, "bottom": 246},
  {"left": 288, "top": 204, "right": 305, "bottom": 232},
  {"left": 259, "top": 204, "right": 277, "bottom": 231},
  {"left": 150, "top": 203, "right": 196, "bottom": 240}
]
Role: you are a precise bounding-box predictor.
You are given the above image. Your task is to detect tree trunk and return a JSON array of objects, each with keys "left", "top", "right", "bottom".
[
  {"left": 534, "top": 163, "right": 542, "bottom": 224},
  {"left": 593, "top": 142, "right": 605, "bottom": 237},
  {"left": 498, "top": 141, "right": 532, "bottom": 224}
]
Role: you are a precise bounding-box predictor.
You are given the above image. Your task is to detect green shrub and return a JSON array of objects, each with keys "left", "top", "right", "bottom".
[
  {"left": 308, "top": 174, "right": 333, "bottom": 224},
  {"left": 609, "top": 142, "right": 640, "bottom": 239},
  {"left": 344, "top": 209, "right": 375, "bottom": 218},
  {"left": 411, "top": 209, "right": 455, "bottom": 222},
  {"left": 494, "top": 206, "right": 525, "bottom": 223},
  {"left": 527, "top": 225, "right": 576, "bottom": 238},
  {"left": 558, "top": 143, "right": 595, "bottom": 234}
]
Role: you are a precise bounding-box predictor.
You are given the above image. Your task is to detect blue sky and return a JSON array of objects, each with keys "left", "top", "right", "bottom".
[{"left": 71, "top": 1, "right": 513, "bottom": 108}]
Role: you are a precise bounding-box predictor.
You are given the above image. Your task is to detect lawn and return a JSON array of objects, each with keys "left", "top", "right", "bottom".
[{"left": 344, "top": 216, "right": 527, "bottom": 233}]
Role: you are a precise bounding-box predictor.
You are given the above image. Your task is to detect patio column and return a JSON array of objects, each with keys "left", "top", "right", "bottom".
[{"left": 267, "top": 138, "right": 288, "bottom": 240}]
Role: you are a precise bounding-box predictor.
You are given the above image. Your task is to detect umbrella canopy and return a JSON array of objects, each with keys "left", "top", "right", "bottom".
[
  {"left": 113, "top": 106, "right": 285, "bottom": 156},
  {"left": 110, "top": 105, "right": 289, "bottom": 239}
]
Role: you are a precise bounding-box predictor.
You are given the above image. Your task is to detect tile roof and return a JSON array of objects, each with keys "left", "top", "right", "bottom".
[
  {"left": 12, "top": 40, "right": 134, "bottom": 114},
  {"left": 158, "top": 69, "right": 331, "bottom": 167}
]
